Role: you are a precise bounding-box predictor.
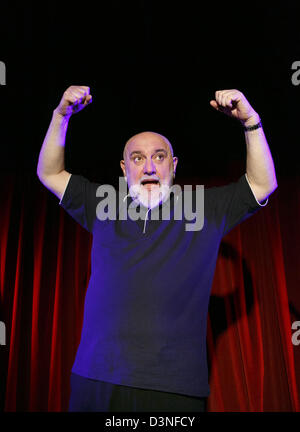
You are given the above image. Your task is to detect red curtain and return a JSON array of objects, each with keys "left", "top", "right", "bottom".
[{"left": 1, "top": 172, "right": 299, "bottom": 412}]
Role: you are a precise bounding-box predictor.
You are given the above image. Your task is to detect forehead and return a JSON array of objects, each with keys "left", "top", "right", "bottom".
[{"left": 124, "top": 132, "right": 172, "bottom": 158}]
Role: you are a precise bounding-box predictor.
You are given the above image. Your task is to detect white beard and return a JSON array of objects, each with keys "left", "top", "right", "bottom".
[{"left": 128, "top": 182, "right": 171, "bottom": 209}]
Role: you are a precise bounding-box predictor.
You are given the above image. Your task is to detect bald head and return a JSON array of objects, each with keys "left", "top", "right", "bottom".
[{"left": 123, "top": 131, "right": 174, "bottom": 160}]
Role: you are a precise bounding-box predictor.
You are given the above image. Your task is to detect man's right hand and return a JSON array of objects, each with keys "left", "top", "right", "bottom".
[{"left": 55, "top": 85, "right": 92, "bottom": 117}]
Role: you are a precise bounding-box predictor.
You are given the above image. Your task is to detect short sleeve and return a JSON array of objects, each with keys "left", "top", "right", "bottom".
[
  {"left": 206, "top": 173, "right": 268, "bottom": 236},
  {"left": 59, "top": 174, "right": 100, "bottom": 233}
]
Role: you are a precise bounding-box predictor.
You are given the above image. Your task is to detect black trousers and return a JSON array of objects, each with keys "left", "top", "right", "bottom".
[{"left": 68, "top": 373, "right": 207, "bottom": 412}]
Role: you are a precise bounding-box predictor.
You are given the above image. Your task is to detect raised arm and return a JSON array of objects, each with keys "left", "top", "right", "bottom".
[
  {"left": 37, "top": 85, "right": 92, "bottom": 200},
  {"left": 210, "top": 89, "right": 278, "bottom": 203}
]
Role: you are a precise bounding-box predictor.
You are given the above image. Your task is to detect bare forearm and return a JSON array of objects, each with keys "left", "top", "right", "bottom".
[
  {"left": 37, "top": 109, "right": 70, "bottom": 179},
  {"left": 36, "top": 86, "right": 92, "bottom": 199},
  {"left": 244, "top": 116, "right": 278, "bottom": 196},
  {"left": 210, "top": 90, "right": 278, "bottom": 202}
]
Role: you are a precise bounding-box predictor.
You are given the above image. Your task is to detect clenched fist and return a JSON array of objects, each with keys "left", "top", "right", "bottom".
[
  {"left": 55, "top": 85, "right": 92, "bottom": 117},
  {"left": 210, "top": 89, "right": 259, "bottom": 125}
]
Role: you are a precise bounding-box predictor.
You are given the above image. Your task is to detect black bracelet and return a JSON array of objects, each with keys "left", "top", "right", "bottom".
[{"left": 243, "top": 120, "right": 263, "bottom": 132}]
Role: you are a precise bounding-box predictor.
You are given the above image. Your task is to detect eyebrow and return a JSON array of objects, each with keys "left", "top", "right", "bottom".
[{"left": 129, "top": 149, "right": 168, "bottom": 157}]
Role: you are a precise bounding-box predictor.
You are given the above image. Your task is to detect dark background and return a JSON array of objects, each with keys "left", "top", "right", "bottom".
[{"left": 1, "top": 2, "right": 299, "bottom": 184}]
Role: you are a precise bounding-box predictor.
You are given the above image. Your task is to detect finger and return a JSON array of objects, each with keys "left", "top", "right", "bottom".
[
  {"left": 211, "top": 100, "right": 226, "bottom": 112},
  {"left": 75, "top": 89, "right": 88, "bottom": 102},
  {"left": 215, "top": 90, "right": 221, "bottom": 106},
  {"left": 81, "top": 93, "right": 92, "bottom": 105},
  {"left": 70, "top": 95, "right": 81, "bottom": 105},
  {"left": 220, "top": 93, "right": 227, "bottom": 107},
  {"left": 217, "top": 91, "right": 227, "bottom": 107},
  {"left": 69, "top": 85, "right": 89, "bottom": 92},
  {"left": 230, "top": 93, "right": 242, "bottom": 103},
  {"left": 228, "top": 94, "right": 242, "bottom": 108},
  {"left": 78, "top": 87, "right": 89, "bottom": 98},
  {"left": 73, "top": 91, "right": 86, "bottom": 104},
  {"left": 84, "top": 94, "right": 93, "bottom": 105},
  {"left": 210, "top": 100, "right": 219, "bottom": 110},
  {"left": 215, "top": 90, "right": 236, "bottom": 107},
  {"left": 66, "top": 92, "right": 79, "bottom": 104},
  {"left": 79, "top": 86, "right": 90, "bottom": 95},
  {"left": 225, "top": 94, "right": 234, "bottom": 108},
  {"left": 225, "top": 90, "right": 241, "bottom": 104},
  {"left": 221, "top": 91, "right": 237, "bottom": 108},
  {"left": 69, "top": 86, "right": 89, "bottom": 101},
  {"left": 222, "top": 91, "right": 234, "bottom": 107}
]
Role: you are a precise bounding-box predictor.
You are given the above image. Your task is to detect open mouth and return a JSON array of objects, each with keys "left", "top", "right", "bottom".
[{"left": 141, "top": 179, "right": 160, "bottom": 186}]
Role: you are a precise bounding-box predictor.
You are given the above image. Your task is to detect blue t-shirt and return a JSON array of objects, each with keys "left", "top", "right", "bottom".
[{"left": 60, "top": 173, "right": 267, "bottom": 397}]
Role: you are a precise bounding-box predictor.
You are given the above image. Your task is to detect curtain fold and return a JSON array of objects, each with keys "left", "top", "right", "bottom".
[{"left": 0, "top": 172, "right": 299, "bottom": 411}]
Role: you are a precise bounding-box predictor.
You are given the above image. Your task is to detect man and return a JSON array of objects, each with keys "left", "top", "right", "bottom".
[{"left": 37, "top": 86, "right": 277, "bottom": 412}]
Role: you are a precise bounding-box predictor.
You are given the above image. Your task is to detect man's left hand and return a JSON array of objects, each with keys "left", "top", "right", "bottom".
[{"left": 210, "top": 89, "right": 260, "bottom": 126}]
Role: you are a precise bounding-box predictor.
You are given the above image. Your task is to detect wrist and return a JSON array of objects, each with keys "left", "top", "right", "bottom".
[
  {"left": 241, "top": 113, "right": 261, "bottom": 128},
  {"left": 53, "top": 108, "right": 71, "bottom": 123}
]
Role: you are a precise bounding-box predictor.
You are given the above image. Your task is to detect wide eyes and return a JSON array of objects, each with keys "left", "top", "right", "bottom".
[{"left": 133, "top": 153, "right": 165, "bottom": 164}]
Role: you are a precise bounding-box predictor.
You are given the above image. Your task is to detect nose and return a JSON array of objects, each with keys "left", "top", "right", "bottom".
[{"left": 143, "top": 157, "right": 156, "bottom": 175}]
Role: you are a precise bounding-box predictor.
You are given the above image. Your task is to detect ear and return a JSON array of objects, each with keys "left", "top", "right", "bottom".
[
  {"left": 173, "top": 156, "right": 178, "bottom": 176},
  {"left": 120, "top": 160, "right": 126, "bottom": 177}
]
